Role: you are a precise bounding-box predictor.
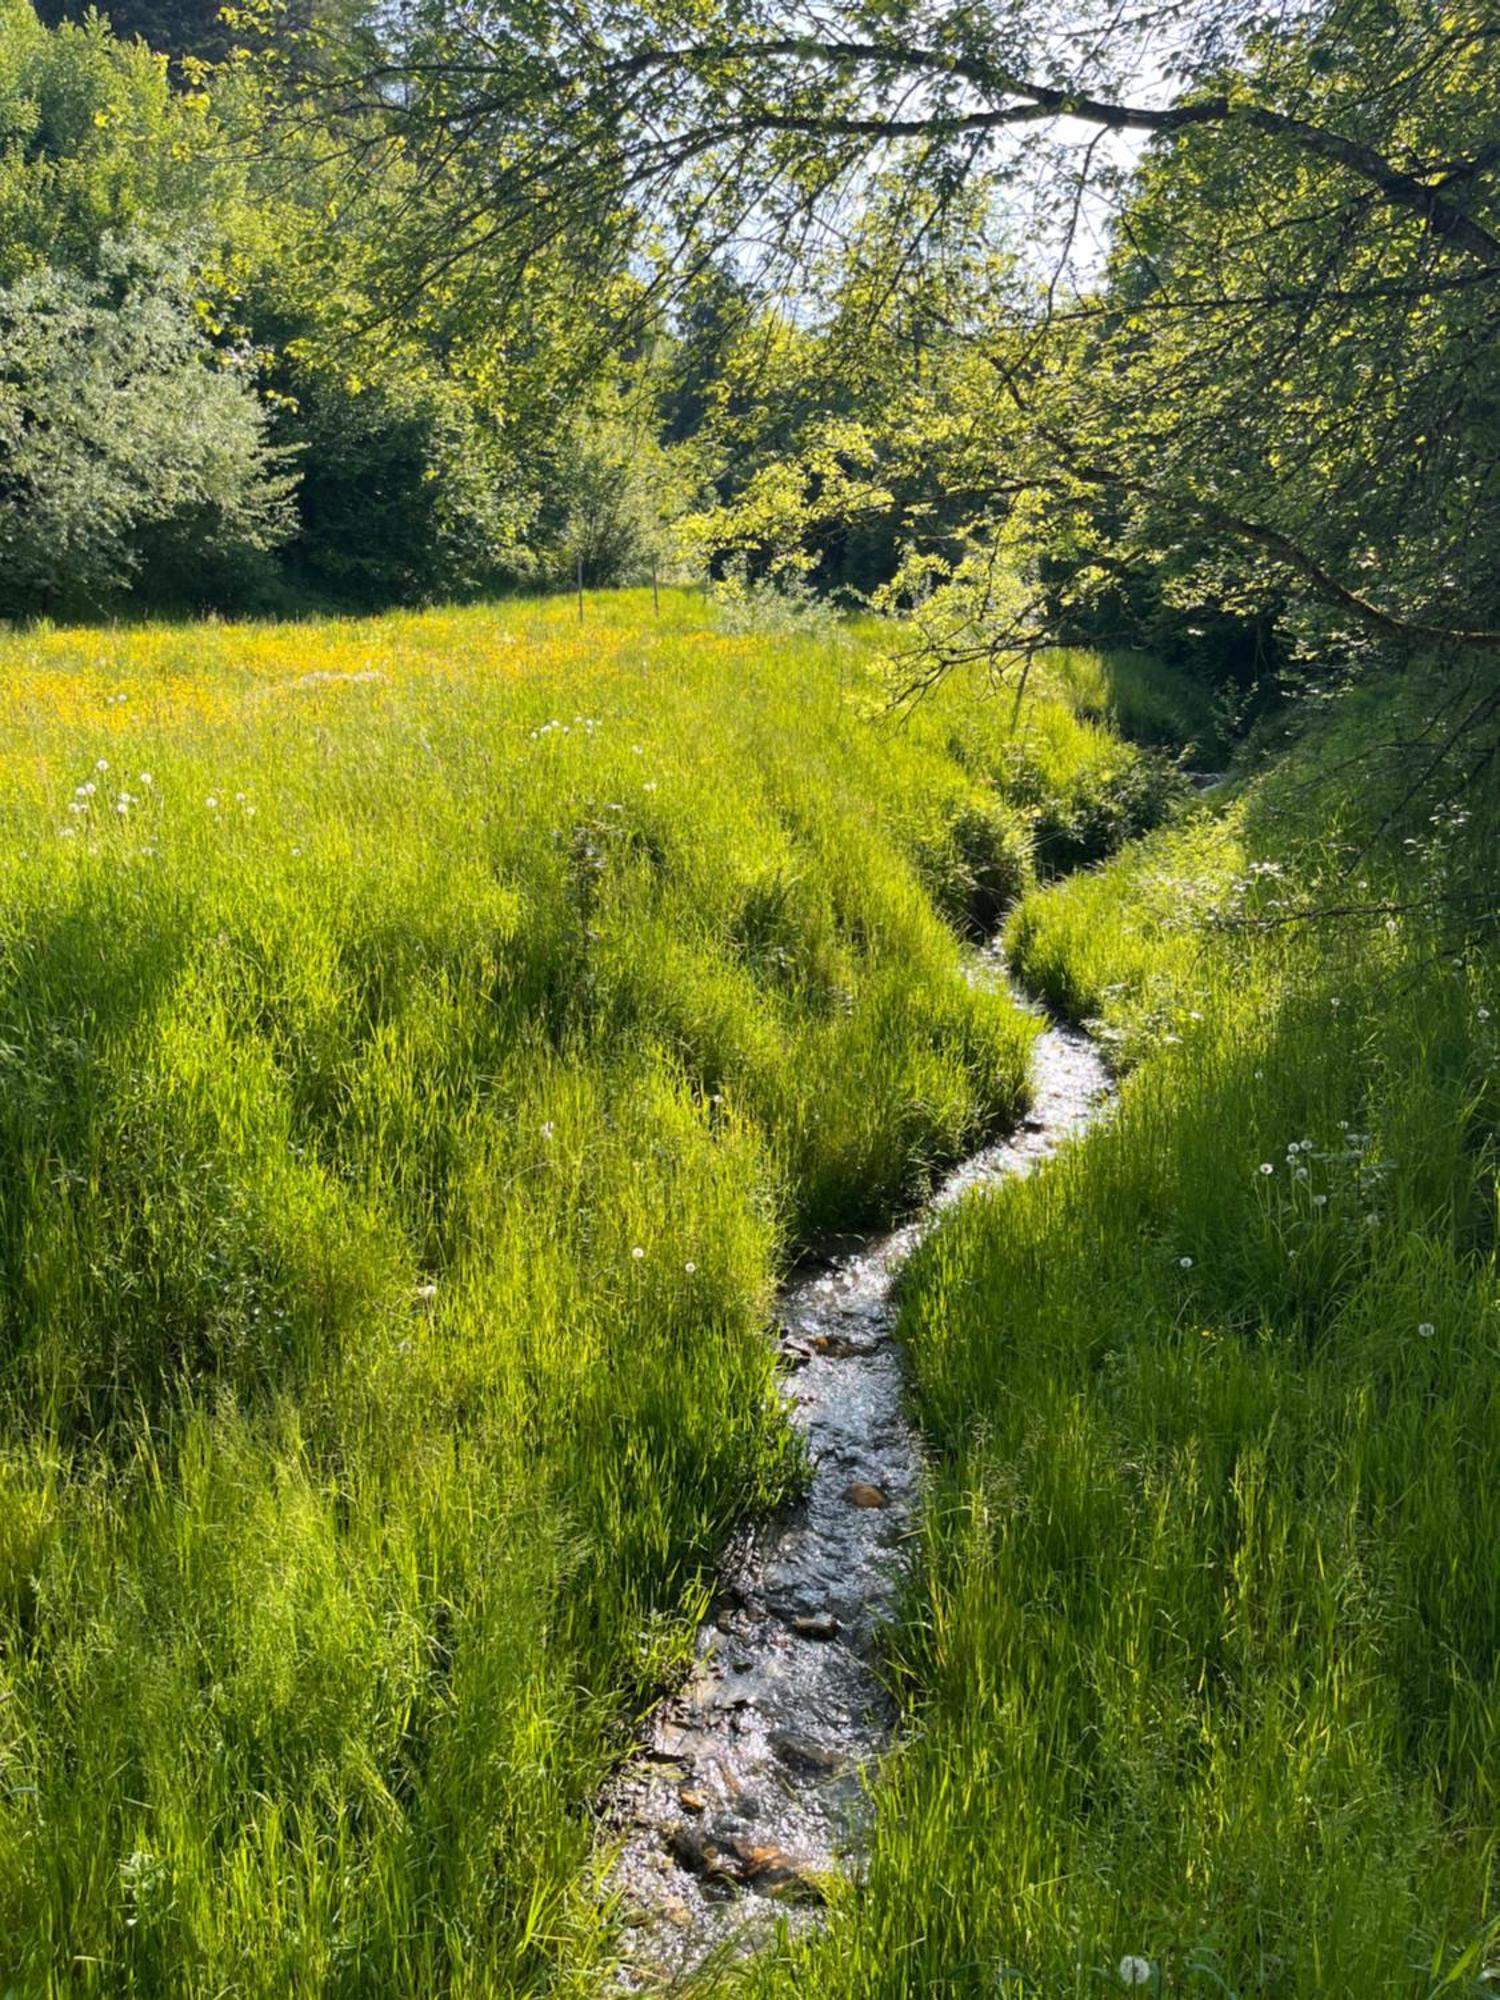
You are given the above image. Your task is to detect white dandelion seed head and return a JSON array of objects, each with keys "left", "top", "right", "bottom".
[
  {"left": 1418, "top": 1322, "right": 1435, "bottom": 1338},
  {"left": 1178, "top": 1256, "right": 1194, "bottom": 1270},
  {"left": 684, "top": 1261, "right": 697, "bottom": 1275},
  {"left": 1118, "top": 1958, "right": 1153, "bottom": 1988},
  {"left": 631, "top": 1246, "right": 645, "bottom": 1260},
  {"left": 1312, "top": 1194, "right": 1328, "bottom": 1207},
  {"left": 205, "top": 795, "right": 219, "bottom": 809},
  {"left": 95, "top": 758, "right": 109, "bottom": 772},
  {"left": 1259, "top": 1162, "right": 1275, "bottom": 1176}
]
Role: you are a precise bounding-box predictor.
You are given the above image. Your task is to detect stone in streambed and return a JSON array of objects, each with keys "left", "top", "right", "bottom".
[
  {"left": 790, "top": 1612, "right": 840, "bottom": 1640},
  {"left": 844, "top": 1481, "right": 889, "bottom": 1509},
  {"left": 810, "top": 1333, "right": 866, "bottom": 1357},
  {"left": 770, "top": 1730, "right": 843, "bottom": 1775}
]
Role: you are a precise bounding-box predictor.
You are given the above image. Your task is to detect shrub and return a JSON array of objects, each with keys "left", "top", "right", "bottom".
[{"left": 0, "top": 240, "right": 294, "bottom": 617}]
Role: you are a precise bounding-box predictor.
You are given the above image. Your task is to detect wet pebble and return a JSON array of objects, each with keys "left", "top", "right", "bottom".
[
  {"left": 790, "top": 1612, "right": 841, "bottom": 1641},
  {"left": 771, "top": 1732, "right": 843, "bottom": 1775}
]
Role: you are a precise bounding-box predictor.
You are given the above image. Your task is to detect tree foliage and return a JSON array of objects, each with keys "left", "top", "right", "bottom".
[
  {"left": 0, "top": 240, "right": 294, "bottom": 615},
  {"left": 329, "top": 0, "right": 1498, "bottom": 678}
]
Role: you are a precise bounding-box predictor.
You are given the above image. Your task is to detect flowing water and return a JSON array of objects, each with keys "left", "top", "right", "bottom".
[{"left": 605, "top": 968, "right": 1111, "bottom": 1988}]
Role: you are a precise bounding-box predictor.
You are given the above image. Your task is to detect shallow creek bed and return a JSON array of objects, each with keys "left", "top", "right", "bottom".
[{"left": 604, "top": 975, "right": 1111, "bottom": 1986}]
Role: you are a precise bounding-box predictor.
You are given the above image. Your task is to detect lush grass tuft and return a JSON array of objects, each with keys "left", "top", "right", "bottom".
[{"left": 1044, "top": 645, "right": 1229, "bottom": 763}]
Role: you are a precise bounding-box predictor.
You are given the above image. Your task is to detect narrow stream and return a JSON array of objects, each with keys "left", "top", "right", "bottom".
[{"left": 605, "top": 966, "right": 1111, "bottom": 1988}]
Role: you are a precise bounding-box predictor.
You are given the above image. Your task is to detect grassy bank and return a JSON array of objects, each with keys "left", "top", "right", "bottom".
[
  {"left": 747, "top": 678, "right": 1499, "bottom": 1996},
  {"left": 0, "top": 592, "right": 1174, "bottom": 1995}
]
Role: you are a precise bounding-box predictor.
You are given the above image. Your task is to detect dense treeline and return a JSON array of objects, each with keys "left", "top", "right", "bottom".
[
  {"left": 0, "top": 0, "right": 705, "bottom": 616},
  {"left": 9, "top": 0, "right": 1494, "bottom": 755}
]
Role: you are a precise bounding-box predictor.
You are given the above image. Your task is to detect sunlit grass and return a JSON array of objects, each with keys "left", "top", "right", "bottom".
[
  {"left": 743, "top": 677, "right": 1500, "bottom": 1999},
  {"left": 0, "top": 590, "right": 1177, "bottom": 1994}
]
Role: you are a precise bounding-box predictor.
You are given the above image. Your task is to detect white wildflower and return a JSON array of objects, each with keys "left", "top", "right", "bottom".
[{"left": 1118, "top": 1958, "right": 1153, "bottom": 1988}]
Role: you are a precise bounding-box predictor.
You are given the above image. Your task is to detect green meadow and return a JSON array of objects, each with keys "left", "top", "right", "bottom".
[
  {"left": 0, "top": 593, "right": 1494, "bottom": 1996},
  {"left": 0, "top": 591, "right": 1177, "bottom": 1995},
  {"left": 5, "top": 0, "right": 1495, "bottom": 1986}
]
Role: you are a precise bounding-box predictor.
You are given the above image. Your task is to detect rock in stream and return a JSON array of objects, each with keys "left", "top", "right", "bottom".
[{"left": 604, "top": 979, "right": 1111, "bottom": 1986}]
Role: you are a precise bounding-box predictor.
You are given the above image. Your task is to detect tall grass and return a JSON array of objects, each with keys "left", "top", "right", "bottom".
[
  {"left": 1043, "top": 646, "right": 1228, "bottom": 764},
  {"left": 742, "top": 676, "right": 1500, "bottom": 1997},
  {"left": 0, "top": 591, "right": 1171, "bottom": 1994}
]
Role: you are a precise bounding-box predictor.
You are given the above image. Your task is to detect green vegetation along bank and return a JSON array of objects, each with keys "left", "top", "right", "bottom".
[{"left": 740, "top": 674, "right": 1500, "bottom": 1998}]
